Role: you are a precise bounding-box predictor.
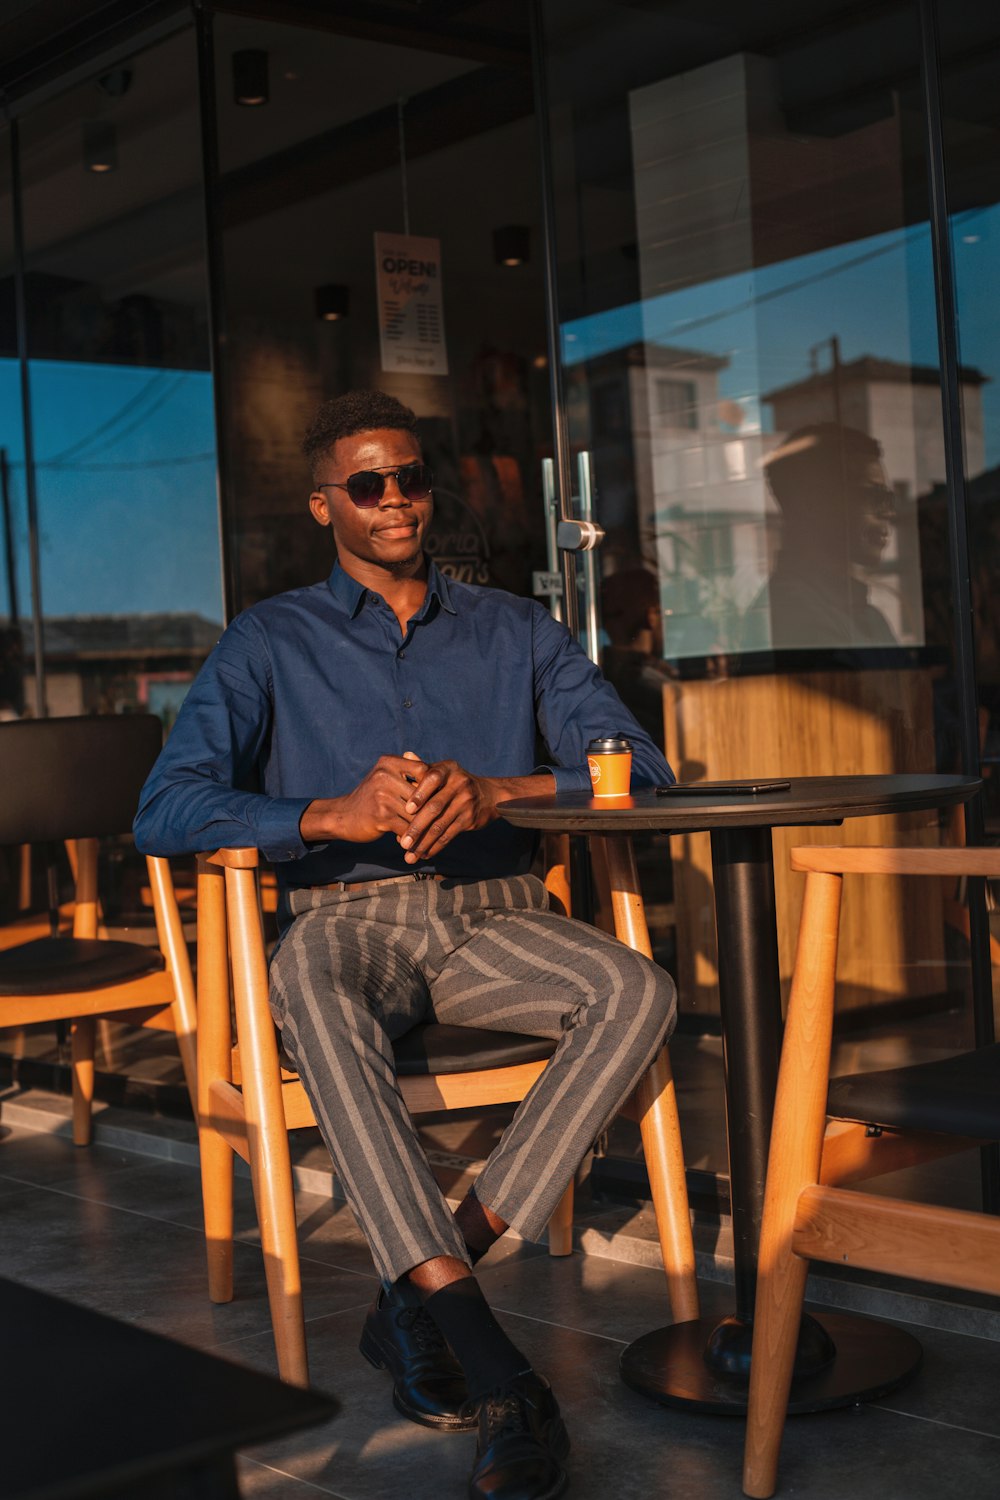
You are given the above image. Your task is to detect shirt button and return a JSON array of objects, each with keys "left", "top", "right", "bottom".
[
  {"left": 398, "top": 650, "right": 406, "bottom": 659},
  {"left": 402, "top": 698, "right": 412, "bottom": 709}
]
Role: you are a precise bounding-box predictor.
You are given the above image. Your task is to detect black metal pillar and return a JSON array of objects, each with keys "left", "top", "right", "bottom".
[
  {"left": 9, "top": 117, "right": 46, "bottom": 717},
  {"left": 194, "top": 0, "right": 235, "bottom": 624},
  {"left": 917, "top": 0, "right": 999, "bottom": 1211}
]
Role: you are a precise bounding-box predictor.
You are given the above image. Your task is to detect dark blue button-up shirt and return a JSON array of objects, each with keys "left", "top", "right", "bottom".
[{"left": 133, "top": 562, "right": 674, "bottom": 897}]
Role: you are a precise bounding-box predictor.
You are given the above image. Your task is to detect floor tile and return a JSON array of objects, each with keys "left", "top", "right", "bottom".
[
  {"left": 873, "top": 1318, "right": 1000, "bottom": 1439},
  {"left": 476, "top": 1245, "right": 733, "bottom": 1347},
  {"left": 0, "top": 1122, "right": 155, "bottom": 1190},
  {"left": 0, "top": 1179, "right": 370, "bottom": 1354},
  {"left": 236, "top": 1454, "right": 349, "bottom": 1498},
  {"left": 57, "top": 1151, "right": 244, "bottom": 1233}
]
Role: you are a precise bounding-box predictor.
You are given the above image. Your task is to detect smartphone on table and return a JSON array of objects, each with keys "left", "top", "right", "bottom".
[{"left": 655, "top": 778, "right": 791, "bottom": 796}]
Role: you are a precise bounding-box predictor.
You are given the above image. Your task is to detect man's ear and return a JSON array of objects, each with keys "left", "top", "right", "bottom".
[{"left": 309, "top": 492, "right": 331, "bottom": 527}]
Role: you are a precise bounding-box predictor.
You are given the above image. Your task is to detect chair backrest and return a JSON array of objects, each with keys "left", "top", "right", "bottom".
[{"left": 0, "top": 714, "right": 163, "bottom": 844}]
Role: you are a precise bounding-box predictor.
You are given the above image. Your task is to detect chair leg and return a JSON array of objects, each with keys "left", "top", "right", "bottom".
[
  {"left": 596, "top": 833, "right": 699, "bottom": 1323},
  {"left": 744, "top": 870, "right": 842, "bottom": 1500},
  {"left": 197, "top": 857, "right": 235, "bottom": 1304},
  {"left": 547, "top": 1178, "right": 575, "bottom": 1256},
  {"left": 225, "top": 864, "right": 309, "bottom": 1387},
  {"left": 743, "top": 1244, "right": 810, "bottom": 1499},
  {"left": 146, "top": 855, "right": 199, "bottom": 1114},
  {"left": 633, "top": 1047, "right": 699, "bottom": 1323},
  {"left": 70, "top": 1017, "right": 96, "bottom": 1147},
  {"left": 202, "top": 1128, "right": 236, "bottom": 1305}
]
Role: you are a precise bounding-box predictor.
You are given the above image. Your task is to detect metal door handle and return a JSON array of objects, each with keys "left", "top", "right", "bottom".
[
  {"left": 538, "top": 451, "right": 603, "bottom": 663},
  {"left": 575, "top": 451, "right": 602, "bottom": 664},
  {"left": 556, "top": 518, "right": 604, "bottom": 551},
  {"left": 538, "top": 457, "right": 564, "bottom": 623}
]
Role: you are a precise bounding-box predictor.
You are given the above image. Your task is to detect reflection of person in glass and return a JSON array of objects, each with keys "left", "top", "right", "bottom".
[
  {"left": 747, "top": 423, "right": 898, "bottom": 651},
  {"left": 600, "top": 568, "right": 676, "bottom": 747}
]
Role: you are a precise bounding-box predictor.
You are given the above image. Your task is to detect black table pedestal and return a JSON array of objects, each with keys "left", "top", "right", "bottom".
[
  {"left": 619, "top": 825, "right": 923, "bottom": 1413},
  {"left": 620, "top": 1312, "right": 922, "bottom": 1415}
]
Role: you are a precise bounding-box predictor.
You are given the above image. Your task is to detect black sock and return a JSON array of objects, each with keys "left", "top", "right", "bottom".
[
  {"left": 423, "top": 1276, "right": 530, "bottom": 1399},
  {"left": 455, "top": 1189, "right": 505, "bottom": 1266}
]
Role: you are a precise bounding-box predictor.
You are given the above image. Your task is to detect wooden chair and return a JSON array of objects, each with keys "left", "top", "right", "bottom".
[
  {"left": 196, "top": 834, "right": 699, "bottom": 1386},
  {"left": 743, "top": 845, "right": 1000, "bottom": 1499},
  {"left": 0, "top": 715, "right": 196, "bottom": 1145}
]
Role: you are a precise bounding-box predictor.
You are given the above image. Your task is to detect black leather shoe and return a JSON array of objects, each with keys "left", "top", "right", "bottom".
[
  {"left": 468, "top": 1371, "right": 570, "bottom": 1500},
  {"left": 360, "top": 1280, "right": 476, "bottom": 1431}
]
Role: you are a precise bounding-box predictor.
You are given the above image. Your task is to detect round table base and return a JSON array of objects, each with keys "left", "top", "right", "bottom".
[{"left": 619, "top": 1312, "right": 922, "bottom": 1415}]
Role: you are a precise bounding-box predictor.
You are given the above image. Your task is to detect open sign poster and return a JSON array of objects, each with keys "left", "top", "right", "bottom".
[{"left": 374, "top": 232, "right": 449, "bottom": 376}]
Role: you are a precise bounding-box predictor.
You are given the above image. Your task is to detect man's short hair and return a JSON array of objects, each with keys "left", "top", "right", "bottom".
[
  {"left": 763, "top": 423, "right": 884, "bottom": 510},
  {"left": 302, "top": 390, "right": 419, "bottom": 479}
]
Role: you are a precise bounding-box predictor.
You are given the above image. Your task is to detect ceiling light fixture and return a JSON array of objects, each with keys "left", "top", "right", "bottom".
[
  {"left": 493, "top": 225, "right": 530, "bottom": 267},
  {"left": 97, "top": 68, "right": 132, "bottom": 98},
  {"left": 83, "top": 120, "right": 117, "bottom": 173},
  {"left": 233, "top": 49, "right": 269, "bottom": 107},
  {"left": 315, "top": 284, "right": 350, "bottom": 321}
]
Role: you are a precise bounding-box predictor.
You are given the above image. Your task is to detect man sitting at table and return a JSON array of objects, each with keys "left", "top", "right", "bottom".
[{"left": 134, "top": 389, "right": 676, "bottom": 1500}]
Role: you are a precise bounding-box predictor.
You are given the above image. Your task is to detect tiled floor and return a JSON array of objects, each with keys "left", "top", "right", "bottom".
[{"left": 0, "top": 1112, "right": 998, "bottom": 1499}]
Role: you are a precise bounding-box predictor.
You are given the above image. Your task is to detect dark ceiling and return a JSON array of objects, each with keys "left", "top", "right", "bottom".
[
  {"left": 0, "top": 1, "right": 526, "bottom": 102},
  {"left": 0, "top": 0, "right": 181, "bottom": 100}
]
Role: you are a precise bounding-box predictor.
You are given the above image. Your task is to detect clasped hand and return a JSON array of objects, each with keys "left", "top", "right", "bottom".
[
  {"left": 299, "top": 752, "right": 502, "bottom": 861},
  {"left": 396, "top": 752, "right": 499, "bottom": 863}
]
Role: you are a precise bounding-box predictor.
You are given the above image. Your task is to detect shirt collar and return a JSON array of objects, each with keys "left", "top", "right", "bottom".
[{"left": 327, "top": 558, "right": 457, "bottom": 619}]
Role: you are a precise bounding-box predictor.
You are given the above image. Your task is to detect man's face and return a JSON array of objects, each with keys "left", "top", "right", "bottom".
[
  {"left": 849, "top": 459, "right": 896, "bottom": 568},
  {"left": 309, "top": 427, "right": 432, "bottom": 576}
]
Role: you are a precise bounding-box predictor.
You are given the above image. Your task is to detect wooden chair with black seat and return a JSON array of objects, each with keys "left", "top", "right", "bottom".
[
  {"left": 743, "top": 845, "right": 1000, "bottom": 1499},
  {"left": 0, "top": 715, "right": 197, "bottom": 1145},
  {"left": 195, "top": 834, "right": 699, "bottom": 1387}
]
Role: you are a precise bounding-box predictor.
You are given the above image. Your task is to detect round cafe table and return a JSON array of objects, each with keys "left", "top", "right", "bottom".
[{"left": 502, "top": 774, "right": 981, "bottom": 1414}]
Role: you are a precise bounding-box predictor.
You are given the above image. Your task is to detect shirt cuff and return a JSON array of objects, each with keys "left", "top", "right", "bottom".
[
  {"left": 255, "top": 798, "right": 313, "bottom": 863},
  {"left": 549, "top": 764, "right": 591, "bottom": 794}
]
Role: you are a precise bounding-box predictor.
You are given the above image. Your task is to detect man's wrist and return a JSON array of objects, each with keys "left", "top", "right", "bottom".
[
  {"left": 487, "top": 771, "right": 555, "bottom": 809},
  {"left": 300, "top": 797, "right": 343, "bottom": 843}
]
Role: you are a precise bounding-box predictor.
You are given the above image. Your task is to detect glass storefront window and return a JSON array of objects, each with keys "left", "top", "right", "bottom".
[
  {"left": 10, "top": 25, "right": 223, "bottom": 723},
  {"left": 541, "top": 0, "right": 980, "bottom": 1190}
]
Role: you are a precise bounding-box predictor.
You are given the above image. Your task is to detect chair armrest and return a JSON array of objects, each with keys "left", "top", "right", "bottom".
[
  {"left": 207, "top": 848, "right": 260, "bottom": 869},
  {"left": 790, "top": 845, "right": 1000, "bottom": 877}
]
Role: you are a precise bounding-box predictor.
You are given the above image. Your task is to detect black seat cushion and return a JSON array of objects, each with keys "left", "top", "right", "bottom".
[
  {"left": 828, "top": 1044, "right": 1000, "bottom": 1140},
  {"left": 392, "top": 1024, "right": 556, "bottom": 1077},
  {"left": 0, "top": 938, "right": 165, "bottom": 996}
]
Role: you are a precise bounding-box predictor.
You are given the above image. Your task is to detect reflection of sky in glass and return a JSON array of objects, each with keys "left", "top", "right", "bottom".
[
  {"left": 561, "top": 207, "right": 1000, "bottom": 468},
  {"left": 0, "top": 360, "right": 29, "bottom": 621},
  {"left": 0, "top": 361, "right": 223, "bottom": 622}
]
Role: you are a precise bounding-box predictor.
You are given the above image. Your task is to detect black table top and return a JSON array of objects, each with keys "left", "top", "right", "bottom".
[
  {"left": 501, "top": 774, "right": 981, "bottom": 834},
  {"left": 0, "top": 1277, "right": 336, "bottom": 1499}
]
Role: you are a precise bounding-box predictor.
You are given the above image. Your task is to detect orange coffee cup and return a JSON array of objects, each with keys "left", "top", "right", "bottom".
[{"left": 587, "top": 735, "right": 633, "bottom": 797}]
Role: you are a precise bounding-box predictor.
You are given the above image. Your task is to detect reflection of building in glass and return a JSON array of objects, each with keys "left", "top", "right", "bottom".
[
  {"left": 766, "top": 356, "right": 986, "bottom": 487},
  {"left": 579, "top": 341, "right": 772, "bottom": 658},
  {"left": 588, "top": 345, "right": 989, "bottom": 660},
  {"left": 15, "top": 613, "right": 221, "bottom": 723}
]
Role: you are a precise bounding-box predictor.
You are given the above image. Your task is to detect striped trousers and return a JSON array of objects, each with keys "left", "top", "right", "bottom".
[{"left": 269, "top": 872, "right": 676, "bottom": 1283}]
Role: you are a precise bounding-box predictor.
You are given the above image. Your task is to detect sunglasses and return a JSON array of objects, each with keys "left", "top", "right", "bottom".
[{"left": 318, "top": 462, "right": 434, "bottom": 508}]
